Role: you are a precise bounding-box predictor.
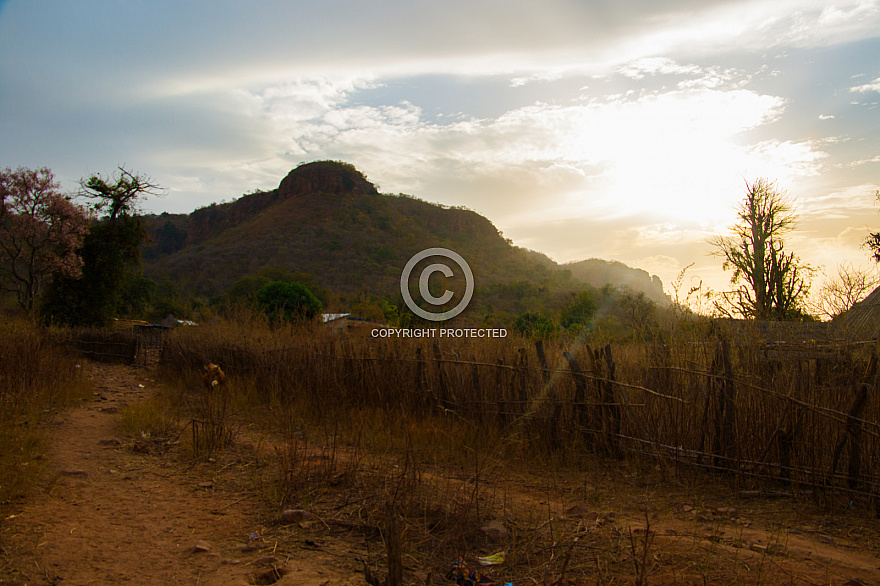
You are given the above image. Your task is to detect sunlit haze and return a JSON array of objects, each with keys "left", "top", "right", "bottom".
[{"left": 1, "top": 0, "right": 878, "bottom": 299}]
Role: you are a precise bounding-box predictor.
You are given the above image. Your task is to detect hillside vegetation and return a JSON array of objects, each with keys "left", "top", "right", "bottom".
[{"left": 142, "top": 161, "right": 669, "bottom": 319}]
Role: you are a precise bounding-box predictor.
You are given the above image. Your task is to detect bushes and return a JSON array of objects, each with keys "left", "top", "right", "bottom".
[{"left": 255, "top": 281, "right": 322, "bottom": 322}]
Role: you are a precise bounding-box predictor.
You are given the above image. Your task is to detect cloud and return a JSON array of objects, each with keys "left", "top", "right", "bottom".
[
  {"left": 851, "top": 77, "right": 880, "bottom": 93},
  {"left": 0, "top": 0, "right": 877, "bottom": 299}
]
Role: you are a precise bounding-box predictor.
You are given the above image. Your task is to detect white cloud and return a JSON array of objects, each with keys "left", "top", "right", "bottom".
[
  {"left": 851, "top": 77, "right": 880, "bottom": 93},
  {"left": 616, "top": 58, "right": 704, "bottom": 80},
  {"left": 234, "top": 75, "right": 824, "bottom": 239}
]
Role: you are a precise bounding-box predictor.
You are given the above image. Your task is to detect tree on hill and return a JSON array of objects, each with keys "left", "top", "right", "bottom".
[
  {"left": 255, "top": 281, "right": 322, "bottom": 322},
  {"left": 708, "top": 179, "right": 813, "bottom": 320},
  {"left": 40, "top": 168, "right": 161, "bottom": 327},
  {"left": 513, "top": 311, "right": 558, "bottom": 340},
  {"left": 225, "top": 266, "right": 331, "bottom": 309},
  {"left": 618, "top": 288, "right": 657, "bottom": 340},
  {"left": 226, "top": 275, "right": 272, "bottom": 305},
  {"left": 0, "top": 167, "right": 90, "bottom": 318},
  {"left": 559, "top": 290, "right": 598, "bottom": 333}
]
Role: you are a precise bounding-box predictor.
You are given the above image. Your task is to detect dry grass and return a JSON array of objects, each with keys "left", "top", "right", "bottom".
[
  {"left": 0, "top": 319, "right": 91, "bottom": 525},
  {"left": 151, "top": 315, "right": 880, "bottom": 584},
  {"left": 159, "top": 316, "right": 880, "bottom": 504}
]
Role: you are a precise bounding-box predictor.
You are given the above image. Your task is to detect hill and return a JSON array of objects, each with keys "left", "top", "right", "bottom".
[
  {"left": 141, "top": 161, "right": 670, "bottom": 315},
  {"left": 563, "top": 259, "right": 668, "bottom": 306}
]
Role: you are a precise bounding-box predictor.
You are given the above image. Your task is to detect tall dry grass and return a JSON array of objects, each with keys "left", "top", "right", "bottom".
[
  {"left": 152, "top": 314, "right": 880, "bottom": 584},
  {"left": 0, "top": 319, "right": 91, "bottom": 522},
  {"left": 158, "top": 314, "right": 880, "bottom": 513}
]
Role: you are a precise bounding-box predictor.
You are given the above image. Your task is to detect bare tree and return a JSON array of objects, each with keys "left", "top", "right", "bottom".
[
  {"left": 811, "top": 263, "right": 880, "bottom": 319},
  {"left": 0, "top": 167, "right": 90, "bottom": 317},
  {"left": 708, "top": 178, "right": 813, "bottom": 320}
]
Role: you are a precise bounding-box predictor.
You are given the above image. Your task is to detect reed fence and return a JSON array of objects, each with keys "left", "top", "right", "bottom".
[{"left": 159, "top": 322, "right": 880, "bottom": 511}]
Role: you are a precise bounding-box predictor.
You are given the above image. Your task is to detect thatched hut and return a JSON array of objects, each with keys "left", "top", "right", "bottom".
[{"left": 835, "top": 285, "right": 880, "bottom": 342}]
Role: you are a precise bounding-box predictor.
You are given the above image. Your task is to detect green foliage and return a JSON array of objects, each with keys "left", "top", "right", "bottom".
[
  {"left": 224, "top": 266, "right": 331, "bottom": 310},
  {"left": 80, "top": 166, "right": 163, "bottom": 220},
  {"left": 117, "top": 272, "right": 158, "bottom": 318},
  {"left": 560, "top": 290, "right": 599, "bottom": 332},
  {"left": 148, "top": 297, "right": 190, "bottom": 322},
  {"left": 39, "top": 167, "right": 160, "bottom": 326},
  {"left": 146, "top": 219, "right": 187, "bottom": 258},
  {"left": 351, "top": 295, "right": 398, "bottom": 324},
  {"left": 40, "top": 217, "right": 146, "bottom": 327},
  {"left": 255, "top": 281, "right": 322, "bottom": 322},
  {"left": 513, "top": 311, "right": 558, "bottom": 340},
  {"left": 226, "top": 275, "right": 272, "bottom": 305}
]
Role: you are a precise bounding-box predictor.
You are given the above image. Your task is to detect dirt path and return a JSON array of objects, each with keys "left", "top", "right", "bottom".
[
  {"left": 4, "top": 361, "right": 880, "bottom": 585},
  {"left": 0, "top": 363, "right": 357, "bottom": 586}
]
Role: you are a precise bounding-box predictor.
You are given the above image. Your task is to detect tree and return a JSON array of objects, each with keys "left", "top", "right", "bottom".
[
  {"left": 80, "top": 166, "right": 163, "bottom": 220},
  {"left": 40, "top": 167, "right": 160, "bottom": 326},
  {"left": 618, "top": 288, "right": 657, "bottom": 340},
  {"left": 513, "top": 311, "right": 558, "bottom": 340},
  {"left": 0, "top": 167, "right": 89, "bottom": 317},
  {"left": 811, "top": 263, "right": 880, "bottom": 319},
  {"left": 255, "top": 281, "right": 322, "bottom": 322},
  {"left": 226, "top": 275, "right": 272, "bottom": 305},
  {"left": 708, "top": 179, "right": 812, "bottom": 320},
  {"left": 559, "top": 290, "right": 598, "bottom": 332}
]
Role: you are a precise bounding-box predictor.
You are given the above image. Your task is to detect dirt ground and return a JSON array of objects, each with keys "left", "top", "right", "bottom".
[
  {"left": 2, "top": 362, "right": 880, "bottom": 585},
  {"left": 0, "top": 363, "right": 360, "bottom": 586}
]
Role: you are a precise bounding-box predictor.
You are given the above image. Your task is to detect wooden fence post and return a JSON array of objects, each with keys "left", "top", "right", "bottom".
[
  {"left": 711, "top": 334, "right": 736, "bottom": 471},
  {"left": 830, "top": 353, "right": 876, "bottom": 489},
  {"left": 601, "top": 344, "right": 622, "bottom": 459},
  {"left": 535, "top": 340, "right": 550, "bottom": 384},
  {"left": 564, "top": 350, "right": 591, "bottom": 445},
  {"left": 517, "top": 347, "right": 529, "bottom": 412},
  {"left": 432, "top": 341, "right": 449, "bottom": 408},
  {"left": 415, "top": 346, "right": 427, "bottom": 411}
]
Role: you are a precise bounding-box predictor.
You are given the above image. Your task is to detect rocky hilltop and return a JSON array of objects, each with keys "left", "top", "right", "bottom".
[{"left": 142, "top": 161, "right": 669, "bottom": 308}]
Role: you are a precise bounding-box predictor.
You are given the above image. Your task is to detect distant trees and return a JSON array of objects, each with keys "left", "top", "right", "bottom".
[
  {"left": 0, "top": 167, "right": 90, "bottom": 317},
  {"left": 225, "top": 266, "right": 331, "bottom": 310},
  {"left": 709, "top": 179, "right": 813, "bottom": 320},
  {"left": 255, "top": 281, "right": 322, "bottom": 322},
  {"left": 40, "top": 167, "right": 161, "bottom": 327},
  {"left": 559, "top": 290, "right": 598, "bottom": 332},
  {"left": 618, "top": 289, "right": 657, "bottom": 339},
  {"left": 513, "top": 311, "right": 558, "bottom": 340}
]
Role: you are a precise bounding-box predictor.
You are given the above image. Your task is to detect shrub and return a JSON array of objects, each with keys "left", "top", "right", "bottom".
[{"left": 255, "top": 281, "right": 322, "bottom": 322}]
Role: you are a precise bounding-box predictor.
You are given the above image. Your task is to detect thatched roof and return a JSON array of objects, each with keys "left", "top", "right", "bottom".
[{"left": 835, "top": 285, "right": 880, "bottom": 342}]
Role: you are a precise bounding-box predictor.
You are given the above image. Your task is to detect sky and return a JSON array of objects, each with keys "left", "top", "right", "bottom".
[{"left": 1, "top": 0, "right": 879, "bottom": 304}]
